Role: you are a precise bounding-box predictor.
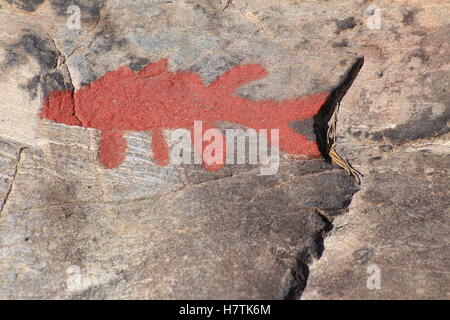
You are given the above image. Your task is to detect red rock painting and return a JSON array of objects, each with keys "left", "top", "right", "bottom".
[{"left": 41, "top": 58, "right": 329, "bottom": 169}]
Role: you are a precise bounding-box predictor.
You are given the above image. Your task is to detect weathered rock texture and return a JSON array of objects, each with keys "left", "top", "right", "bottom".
[
  {"left": 0, "top": 0, "right": 448, "bottom": 299},
  {"left": 300, "top": 0, "right": 450, "bottom": 299}
]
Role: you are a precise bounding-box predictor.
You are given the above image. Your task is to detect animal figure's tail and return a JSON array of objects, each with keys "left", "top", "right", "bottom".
[{"left": 208, "top": 63, "right": 329, "bottom": 159}]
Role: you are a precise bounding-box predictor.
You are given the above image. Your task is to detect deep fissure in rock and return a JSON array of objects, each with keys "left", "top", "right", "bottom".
[
  {"left": 284, "top": 57, "right": 364, "bottom": 300},
  {"left": 283, "top": 211, "right": 333, "bottom": 300},
  {"left": 313, "top": 57, "right": 364, "bottom": 162}
]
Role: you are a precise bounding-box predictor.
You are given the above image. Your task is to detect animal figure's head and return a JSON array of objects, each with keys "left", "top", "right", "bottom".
[{"left": 40, "top": 90, "right": 82, "bottom": 126}]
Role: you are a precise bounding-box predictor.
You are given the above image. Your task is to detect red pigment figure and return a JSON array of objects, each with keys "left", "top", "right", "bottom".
[{"left": 40, "top": 58, "right": 329, "bottom": 169}]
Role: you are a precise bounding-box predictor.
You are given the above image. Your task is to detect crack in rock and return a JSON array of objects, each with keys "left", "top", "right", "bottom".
[
  {"left": 0, "top": 147, "right": 25, "bottom": 216},
  {"left": 282, "top": 57, "right": 365, "bottom": 299},
  {"left": 284, "top": 211, "right": 333, "bottom": 300}
]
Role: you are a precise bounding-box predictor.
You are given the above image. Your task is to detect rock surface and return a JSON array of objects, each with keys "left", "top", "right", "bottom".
[
  {"left": 0, "top": 0, "right": 448, "bottom": 299},
  {"left": 302, "top": 143, "right": 449, "bottom": 299},
  {"left": 301, "top": 0, "right": 450, "bottom": 299}
]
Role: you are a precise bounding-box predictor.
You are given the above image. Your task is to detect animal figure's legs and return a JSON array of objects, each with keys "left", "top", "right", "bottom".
[
  {"left": 151, "top": 129, "right": 169, "bottom": 166},
  {"left": 190, "top": 124, "right": 227, "bottom": 171},
  {"left": 98, "top": 130, "right": 127, "bottom": 169}
]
